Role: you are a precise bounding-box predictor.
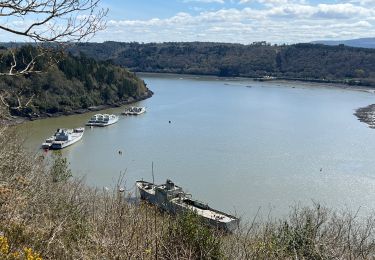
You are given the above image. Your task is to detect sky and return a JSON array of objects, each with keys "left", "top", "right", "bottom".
[
  {"left": 1, "top": 0, "right": 375, "bottom": 44},
  {"left": 95, "top": 0, "right": 375, "bottom": 43}
]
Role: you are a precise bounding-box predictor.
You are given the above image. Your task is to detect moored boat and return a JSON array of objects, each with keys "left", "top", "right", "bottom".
[
  {"left": 49, "top": 127, "right": 84, "bottom": 150},
  {"left": 122, "top": 106, "right": 146, "bottom": 115},
  {"left": 86, "top": 114, "right": 119, "bottom": 127},
  {"left": 41, "top": 135, "right": 56, "bottom": 149},
  {"left": 136, "top": 179, "right": 239, "bottom": 232}
]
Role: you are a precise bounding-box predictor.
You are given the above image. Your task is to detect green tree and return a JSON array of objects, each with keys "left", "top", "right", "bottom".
[{"left": 50, "top": 152, "right": 72, "bottom": 182}]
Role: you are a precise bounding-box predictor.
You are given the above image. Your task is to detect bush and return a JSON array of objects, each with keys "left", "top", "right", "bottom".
[{"left": 161, "top": 211, "right": 223, "bottom": 259}]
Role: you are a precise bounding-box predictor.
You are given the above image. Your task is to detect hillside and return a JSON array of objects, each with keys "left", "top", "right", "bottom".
[
  {"left": 0, "top": 45, "right": 152, "bottom": 119},
  {"left": 70, "top": 41, "right": 375, "bottom": 87}
]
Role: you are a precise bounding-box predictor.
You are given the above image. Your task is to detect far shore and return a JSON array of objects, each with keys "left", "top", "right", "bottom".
[
  {"left": 136, "top": 71, "right": 375, "bottom": 93},
  {"left": 3, "top": 72, "right": 375, "bottom": 127}
]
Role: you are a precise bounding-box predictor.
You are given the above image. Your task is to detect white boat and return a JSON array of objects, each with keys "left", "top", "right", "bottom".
[
  {"left": 136, "top": 179, "right": 239, "bottom": 232},
  {"left": 49, "top": 127, "right": 84, "bottom": 150},
  {"left": 86, "top": 114, "right": 119, "bottom": 127},
  {"left": 122, "top": 106, "right": 146, "bottom": 115}
]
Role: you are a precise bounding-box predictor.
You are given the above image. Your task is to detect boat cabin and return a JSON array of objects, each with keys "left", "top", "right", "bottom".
[{"left": 155, "top": 179, "right": 183, "bottom": 207}]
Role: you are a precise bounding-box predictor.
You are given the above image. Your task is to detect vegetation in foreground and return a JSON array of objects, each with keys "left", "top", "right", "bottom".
[
  {"left": 71, "top": 41, "right": 375, "bottom": 87},
  {"left": 0, "top": 45, "right": 151, "bottom": 120},
  {"left": 1, "top": 125, "right": 375, "bottom": 259}
]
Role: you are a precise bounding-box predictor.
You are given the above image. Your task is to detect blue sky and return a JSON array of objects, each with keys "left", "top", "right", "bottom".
[{"left": 1, "top": 0, "right": 375, "bottom": 43}]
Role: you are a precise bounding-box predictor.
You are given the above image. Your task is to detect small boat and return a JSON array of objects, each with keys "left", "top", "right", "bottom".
[
  {"left": 122, "top": 107, "right": 146, "bottom": 116},
  {"left": 49, "top": 127, "right": 84, "bottom": 150},
  {"left": 86, "top": 114, "right": 119, "bottom": 127},
  {"left": 41, "top": 135, "right": 56, "bottom": 149},
  {"left": 136, "top": 179, "right": 239, "bottom": 232}
]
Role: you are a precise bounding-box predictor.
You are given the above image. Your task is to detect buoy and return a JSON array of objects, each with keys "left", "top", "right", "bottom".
[{"left": 169, "top": 120, "right": 171, "bottom": 124}]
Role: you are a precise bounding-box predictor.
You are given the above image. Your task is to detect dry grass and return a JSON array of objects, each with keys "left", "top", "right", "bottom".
[
  {"left": 224, "top": 205, "right": 375, "bottom": 259},
  {"left": 1, "top": 125, "right": 375, "bottom": 259}
]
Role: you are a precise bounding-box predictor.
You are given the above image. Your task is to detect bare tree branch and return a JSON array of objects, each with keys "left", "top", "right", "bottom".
[
  {"left": 0, "top": 0, "right": 107, "bottom": 117},
  {"left": 9, "top": 49, "right": 17, "bottom": 75},
  {"left": 0, "top": 48, "right": 44, "bottom": 76},
  {"left": 0, "top": 92, "right": 10, "bottom": 108},
  {"left": 0, "top": 0, "right": 108, "bottom": 42}
]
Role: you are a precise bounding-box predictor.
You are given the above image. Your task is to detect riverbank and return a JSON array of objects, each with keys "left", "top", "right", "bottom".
[
  {"left": 253, "top": 75, "right": 375, "bottom": 88},
  {"left": 0, "top": 89, "right": 153, "bottom": 126},
  {"left": 137, "top": 72, "right": 375, "bottom": 94}
]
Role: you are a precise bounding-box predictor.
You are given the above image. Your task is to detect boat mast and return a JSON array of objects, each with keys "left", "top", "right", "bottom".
[{"left": 152, "top": 161, "right": 155, "bottom": 185}]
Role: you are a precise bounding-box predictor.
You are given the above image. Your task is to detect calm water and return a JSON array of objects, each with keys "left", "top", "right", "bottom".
[{"left": 18, "top": 73, "right": 375, "bottom": 219}]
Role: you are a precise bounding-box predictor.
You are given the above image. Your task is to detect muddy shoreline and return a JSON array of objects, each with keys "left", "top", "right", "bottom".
[
  {"left": 137, "top": 72, "right": 375, "bottom": 93},
  {"left": 0, "top": 90, "right": 153, "bottom": 126}
]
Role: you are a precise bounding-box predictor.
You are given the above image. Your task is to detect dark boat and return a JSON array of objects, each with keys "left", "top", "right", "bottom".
[{"left": 136, "top": 179, "right": 239, "bottom": 232}]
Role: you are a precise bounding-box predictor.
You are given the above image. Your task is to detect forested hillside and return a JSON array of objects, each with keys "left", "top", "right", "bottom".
[
  {"left": 0, "top": 45, "right": 151, "bottom": 119},
  {"left": 70, "top": 41, "right": 375, "bottom": 86}
]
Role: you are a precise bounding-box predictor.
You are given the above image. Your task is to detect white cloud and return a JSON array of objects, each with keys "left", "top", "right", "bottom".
[
  {"left": 2, "top": 1, "right": 374, "bottom": 43},
  {"left": 102, "top": 12, "right": 367, "bottom": 42},
  {"left": 97, "top": 2, "right": 375, "bottom": 44},
  {"left": 99, "top": 4, "right": 375, "bottom": 43},
  {"left": 349, "top": 0, "right": 375, "bottom": 6}
]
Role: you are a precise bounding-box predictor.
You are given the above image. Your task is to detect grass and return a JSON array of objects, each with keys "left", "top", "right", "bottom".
[{"left": 1, "top": 124, "right": 375, "bottom": 259}]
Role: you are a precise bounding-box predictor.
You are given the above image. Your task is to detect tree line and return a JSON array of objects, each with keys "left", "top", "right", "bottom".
[{"left": 70, "top": 41, "right": 375, "bottom": 86}]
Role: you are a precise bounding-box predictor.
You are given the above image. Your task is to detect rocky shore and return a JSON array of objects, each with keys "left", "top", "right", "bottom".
[{"left": 354, "top": 104, "right": 375, "bottom": 128}]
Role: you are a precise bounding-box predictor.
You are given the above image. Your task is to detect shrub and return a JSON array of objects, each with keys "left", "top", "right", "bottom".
[{"left": 161, "top": 211, "right": 223, "bottom": 259}]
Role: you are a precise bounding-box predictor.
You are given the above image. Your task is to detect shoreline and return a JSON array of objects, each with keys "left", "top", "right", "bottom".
[
  {"left": 0, "top": 90, "right": 153, "bottom": 126},
  {"left": 137, "top": 71, "right": 375, "bottom": 93},
  {"left": 3, "top": 72, "right": 375, "bottom": 127}
]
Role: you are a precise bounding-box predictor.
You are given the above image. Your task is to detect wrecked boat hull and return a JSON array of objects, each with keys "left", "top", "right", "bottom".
[{"left": 136, "top": 180, "right": 239, "bottom": 232}]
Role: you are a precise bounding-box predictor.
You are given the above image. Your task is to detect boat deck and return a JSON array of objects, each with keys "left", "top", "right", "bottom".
[
  {"left": 172, "top": 199, "right": 235, "bottom": 223},
  {"left": 136, "top": 180, "right": 239, "bottom": 229}
]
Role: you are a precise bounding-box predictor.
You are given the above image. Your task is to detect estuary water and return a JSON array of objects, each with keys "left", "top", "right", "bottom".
[{"left": 18, "top": 73, "right": 375, "bottom": 219}]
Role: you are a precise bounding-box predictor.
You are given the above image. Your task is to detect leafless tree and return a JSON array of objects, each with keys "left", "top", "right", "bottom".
[
  {"left": 0, "top": 0, "right": 108, "bottom": 42},
  {"left": 0, "top": 0, "right": 108, "bottom": 76},
  {"left": 0, "top": 0, "right": 107, "bottom": 118}
]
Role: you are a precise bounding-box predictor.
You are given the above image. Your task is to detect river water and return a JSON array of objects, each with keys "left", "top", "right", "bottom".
[{"left": 17, "top": 73, "right": 375, "bottom": 219}]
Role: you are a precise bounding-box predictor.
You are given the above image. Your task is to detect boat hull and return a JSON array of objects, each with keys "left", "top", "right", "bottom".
[
  {"left": 170, "top": 199, "right": 239, "bottom": 232},
  {"left": 122, "top": 107, "right": 146, "bottom": 116},
  {"left": 86, "top": 116, "right": 119, "bottom": 127},
  {"left": 136, "top": 180, "right": 239, "bottom": 232},
  {"left": 41, "top": 143, "right": 52, "bottom": 149}
]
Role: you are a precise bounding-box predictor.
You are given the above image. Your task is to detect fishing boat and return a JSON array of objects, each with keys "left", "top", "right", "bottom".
[
  {"left": 49, "top": 127, "right": 84, "bottom": 150},
  {"left": 136, "top": 179, "right": 239, "bottom": 232},
  {"left": 86, "top": 114, "right": 119, "bottom": 126},
  {"left": 122, "top": 106, "right": 146, "bottom": 115}
]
